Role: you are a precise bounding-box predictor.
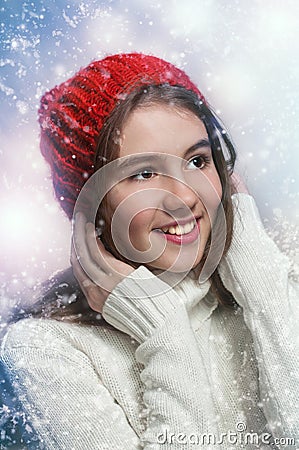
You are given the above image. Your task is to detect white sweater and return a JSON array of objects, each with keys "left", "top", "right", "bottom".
[{"left": 1, "top": 194, "right": 298, "bottom": 450}]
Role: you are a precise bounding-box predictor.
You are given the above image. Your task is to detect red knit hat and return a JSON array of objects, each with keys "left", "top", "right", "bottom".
[{"left": 38, "top": 52, "right": 205, "bottom": 220}]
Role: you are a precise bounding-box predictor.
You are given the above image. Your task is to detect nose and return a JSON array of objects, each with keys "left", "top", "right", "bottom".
[{"left": 162, "top": 176, "right": 198, "bottom": 215}]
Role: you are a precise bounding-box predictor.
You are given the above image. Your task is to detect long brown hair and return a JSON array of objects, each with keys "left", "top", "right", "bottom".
[{"left": 12, "top": 84, "right": 238, "bottom": 327}]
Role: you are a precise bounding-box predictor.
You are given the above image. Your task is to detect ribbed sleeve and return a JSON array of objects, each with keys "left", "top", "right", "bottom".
[
  {"left": 218, "top": 193, "right": 299, "bottom": 444},
  {"left": 102, "top": 266, "right": 184, "bottom": 343},
  {"left": 102, "top": 266, "right": 220, "bottom": 449}
]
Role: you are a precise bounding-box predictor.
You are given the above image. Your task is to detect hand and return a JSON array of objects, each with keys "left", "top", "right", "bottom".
[
  {"left": 230, "top": 171, "right": 250, "bottom": 195},
  {"left": 70, "top": 212, "right": 135, "bottom": 313}
]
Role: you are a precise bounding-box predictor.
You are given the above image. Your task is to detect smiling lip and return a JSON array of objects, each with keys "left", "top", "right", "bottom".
[
  {"left": 157, "top": 216, "right": 200, "bottom": 228},
  {"left": 153, "top": 217, "right": 201, "bottom": 245}
]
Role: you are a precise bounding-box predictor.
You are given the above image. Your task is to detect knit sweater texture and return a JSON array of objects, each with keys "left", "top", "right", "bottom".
[{"left": 1, "top": 193, "right": 298, "bottom": 449}]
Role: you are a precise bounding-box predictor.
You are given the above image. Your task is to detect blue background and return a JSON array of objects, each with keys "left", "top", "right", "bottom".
[{"left": 0, "top": 1, "right": 299, "bottom": 447}]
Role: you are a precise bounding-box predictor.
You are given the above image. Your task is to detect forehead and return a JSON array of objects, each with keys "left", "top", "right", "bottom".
[{"left": 119, "top": 104, "right": 208, "bottom": 158}]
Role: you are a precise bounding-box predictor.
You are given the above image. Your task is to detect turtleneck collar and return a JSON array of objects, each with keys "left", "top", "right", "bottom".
[{"left": 153, "top": 269, "right": 218, "bottom": 323}]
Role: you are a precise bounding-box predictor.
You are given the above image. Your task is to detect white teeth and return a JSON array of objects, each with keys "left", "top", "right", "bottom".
[{"left": 161, "top": 220, "right": 196, "bottom": 235}]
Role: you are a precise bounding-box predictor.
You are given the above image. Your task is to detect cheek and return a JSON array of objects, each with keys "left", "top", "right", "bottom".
[
  {"left": 204, "top": 171, "right": 222, "bottom": 224},
  {"left": 105, "top": 188, "right": 121, "bottom": 213},
  {"left": 106, "top": 189, "right": 154, "bottom": 246},
  {"left": 187, "top": 167, "right": 222, "bottom": 212},
  {"left": 129, "top": 210, "right": 154, "bottom": 238},
  {"left": 209, "top": 171, "right": 223, "bottom": 201}
]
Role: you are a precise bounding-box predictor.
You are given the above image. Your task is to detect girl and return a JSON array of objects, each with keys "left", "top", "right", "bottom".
[{"left": 1, "top": 53, "right": 298, "bottom": 449}]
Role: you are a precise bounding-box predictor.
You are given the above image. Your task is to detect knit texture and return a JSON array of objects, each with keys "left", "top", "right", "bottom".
[
  {"left": 38, "top": 53, "right": 204, "bottom": 220},
  {"left": 1, "top": 194, "right": 298, "bottom": 449}
]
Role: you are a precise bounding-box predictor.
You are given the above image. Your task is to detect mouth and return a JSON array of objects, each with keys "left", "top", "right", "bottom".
[
  {"left": 153, "top": 217, "right": 201, "bottom": 245},
  {"left": 160, "top": 218, "right": 196, "bottom": 235}
]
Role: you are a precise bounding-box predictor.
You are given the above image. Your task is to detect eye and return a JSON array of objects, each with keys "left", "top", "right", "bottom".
[
  {"left": 131, "top": 169, "right": 156, "bottom": 181},
  {"left": 186, "top": 154, "right": 211, "bottom": 170}
]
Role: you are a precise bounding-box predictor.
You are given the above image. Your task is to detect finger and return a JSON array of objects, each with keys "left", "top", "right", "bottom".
[
  {"left": 84, "top": 224, "right": 124, "bottom": 292},
  {"left": 72, "top": 212, "right": 87, "bottom": 264},
  {"left": 85, "top": 222, "right": 115, "bottom": 275},
  {"left": 71, "top": 238, "right": 94, "bottom": 293},
  {"left": 86, "top": 225, "right": 135, "bottom": 284},
  {"left": 70, "top": 235, "right": 82, "bottom": 266},
  {"left": 73, "top": 213, "right": 133, "bottom": 293},
  {"left": 71, "top": 240, "right": 107, "bottom": 313},
  {"left": 85, "top": 222, "right": 135, "bottom": 278},
  {"left": 73, "top": 212, "right": 107, "bottom": 284}
]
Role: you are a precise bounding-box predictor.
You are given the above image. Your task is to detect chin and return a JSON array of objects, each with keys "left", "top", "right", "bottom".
[{"left": 146, "top": 250, "right": 205, "bottom": 274}]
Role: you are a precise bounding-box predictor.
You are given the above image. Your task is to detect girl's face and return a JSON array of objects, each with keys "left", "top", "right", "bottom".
[{"left": 106, "top": 104, "right": 223, "bottom": 273}]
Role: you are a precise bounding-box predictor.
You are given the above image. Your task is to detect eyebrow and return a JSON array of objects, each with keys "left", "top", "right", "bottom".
[
  {"left": 116, "top": 138, "right": 211, "bottom": 171},
  {"left": 116, "top": 154, "right": 164, "bottom": 171},
  {"left": 184, "top": 138, "right": 211, "bottom": 157}
]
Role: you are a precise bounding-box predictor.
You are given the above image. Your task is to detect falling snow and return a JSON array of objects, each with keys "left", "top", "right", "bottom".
[{"left": 0, "top": 0, "right": 299, "bottom": 446}]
